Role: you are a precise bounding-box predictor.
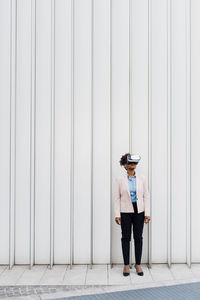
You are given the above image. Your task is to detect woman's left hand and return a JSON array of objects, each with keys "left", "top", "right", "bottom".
[{"left": 144, "top": 216, "right": 150, "bottom": 224}]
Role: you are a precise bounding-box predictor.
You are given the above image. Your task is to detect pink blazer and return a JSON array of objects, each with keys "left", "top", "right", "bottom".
[{"left": 114, "top": 171, "right": 150, "bottom": 218}]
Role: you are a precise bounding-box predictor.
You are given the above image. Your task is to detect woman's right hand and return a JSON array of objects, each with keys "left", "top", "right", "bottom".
[{"left": 115, "top": 217, "right": 121, "bottom": 225}]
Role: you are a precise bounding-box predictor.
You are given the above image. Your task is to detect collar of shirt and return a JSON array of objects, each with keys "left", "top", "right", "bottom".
[{"left": 127, "top": 172, "right": 136, "bottom": 181}]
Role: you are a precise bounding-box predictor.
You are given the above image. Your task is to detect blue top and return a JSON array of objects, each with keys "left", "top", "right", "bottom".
[{"left": 127, "top": 173, "right": 137, "bottom": 203}]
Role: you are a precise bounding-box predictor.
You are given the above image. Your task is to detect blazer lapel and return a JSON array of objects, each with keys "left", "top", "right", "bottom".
[{"left": 123, "top": 174, "right": 130, "bottom": 196}]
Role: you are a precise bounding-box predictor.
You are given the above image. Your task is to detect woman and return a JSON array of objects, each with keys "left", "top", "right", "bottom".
[{"left": 114, "top": 153, "right": 151, "bottom": 277}]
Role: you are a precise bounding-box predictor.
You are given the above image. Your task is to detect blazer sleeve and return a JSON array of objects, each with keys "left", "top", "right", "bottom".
[
  {"left": 143, "top": 175, "right": 150, "bottom": 217},
  {"left": 114, "top": 177, "right": 121, "bottom": 218}
]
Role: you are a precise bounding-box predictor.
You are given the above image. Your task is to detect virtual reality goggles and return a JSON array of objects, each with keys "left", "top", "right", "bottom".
[{"left": 127, "top": 154, "right": 141, "bottom": 164}]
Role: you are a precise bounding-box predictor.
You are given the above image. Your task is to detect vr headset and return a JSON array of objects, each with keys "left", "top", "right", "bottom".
[{"left": 127, "top": 154, "right": 141, "bottom": 165}]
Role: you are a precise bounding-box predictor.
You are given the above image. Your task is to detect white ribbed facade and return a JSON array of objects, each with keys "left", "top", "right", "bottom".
[{"left": 0, "top": 0, "right": 199, "bottom": 266}]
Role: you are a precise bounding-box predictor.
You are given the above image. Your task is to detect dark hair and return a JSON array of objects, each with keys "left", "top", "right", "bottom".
[{"left": 119, "top": 153, "right": 130, "bottom": 166}]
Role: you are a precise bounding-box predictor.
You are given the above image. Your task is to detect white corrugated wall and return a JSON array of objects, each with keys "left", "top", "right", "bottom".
[{"left": 0, "top": 0, "right": 199, "bottom": 267}]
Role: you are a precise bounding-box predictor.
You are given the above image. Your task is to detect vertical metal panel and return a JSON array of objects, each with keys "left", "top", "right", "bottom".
[
  {"left": 0, "top": 0, "right": 10, "bottom": 264},
  {"left": 73, "top": 0, "right": 92, "bottom": 264},
  {"left": 129, "top": 0, "right": 132, "bottom": 154},
  {"left": 34, "top": 0, "right": 51, "bottom": 264},
  {"left": 9, "top": 0, "right": 17, "bottom": 269},
  {"left": 129, "top": 0, "right": 132, "bottom": 155},
  {"left": 191, "top": 0, "right": 200, "bottom": 264},
  {"left": 185, "top": 0, "right": 191, "bottom": 267},
  {"left": 91, "top": 0, "right": 110, "bottom": 264},
  {"left": 167, "top": 0, "right": 172, "bottom": 268},
  {"left": 148, "top": 0, "right": 152, "bottom": 268},
  {"left": 90, "top": 0, "right": 94, "bottom": 269},
  {"left": 30, "top": 0, "right": 36, "bottom": 269},
  {"left": 50, "top": 0, "right": 55, "bottom": 269},
  {"left": 129, "top": 0, "right": 133, "bottom": 269},
  {"left": 53, "top": 0, "right": 71, "bottom": 265},
  {"left": 70, "top": 0, "right": 75, "bottom": 269},
  {"left": 110, "top": 0, "right": 113, "bottom": 269}
]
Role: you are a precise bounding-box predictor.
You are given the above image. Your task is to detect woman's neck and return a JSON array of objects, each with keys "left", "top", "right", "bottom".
[{"left": 127, "top": 170, "right": 135, "bottom": 177}]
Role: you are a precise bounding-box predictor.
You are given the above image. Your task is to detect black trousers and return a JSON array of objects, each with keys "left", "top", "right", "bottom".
[{"left": 120, "top": 202, "right": 145, "bottom": 265}]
